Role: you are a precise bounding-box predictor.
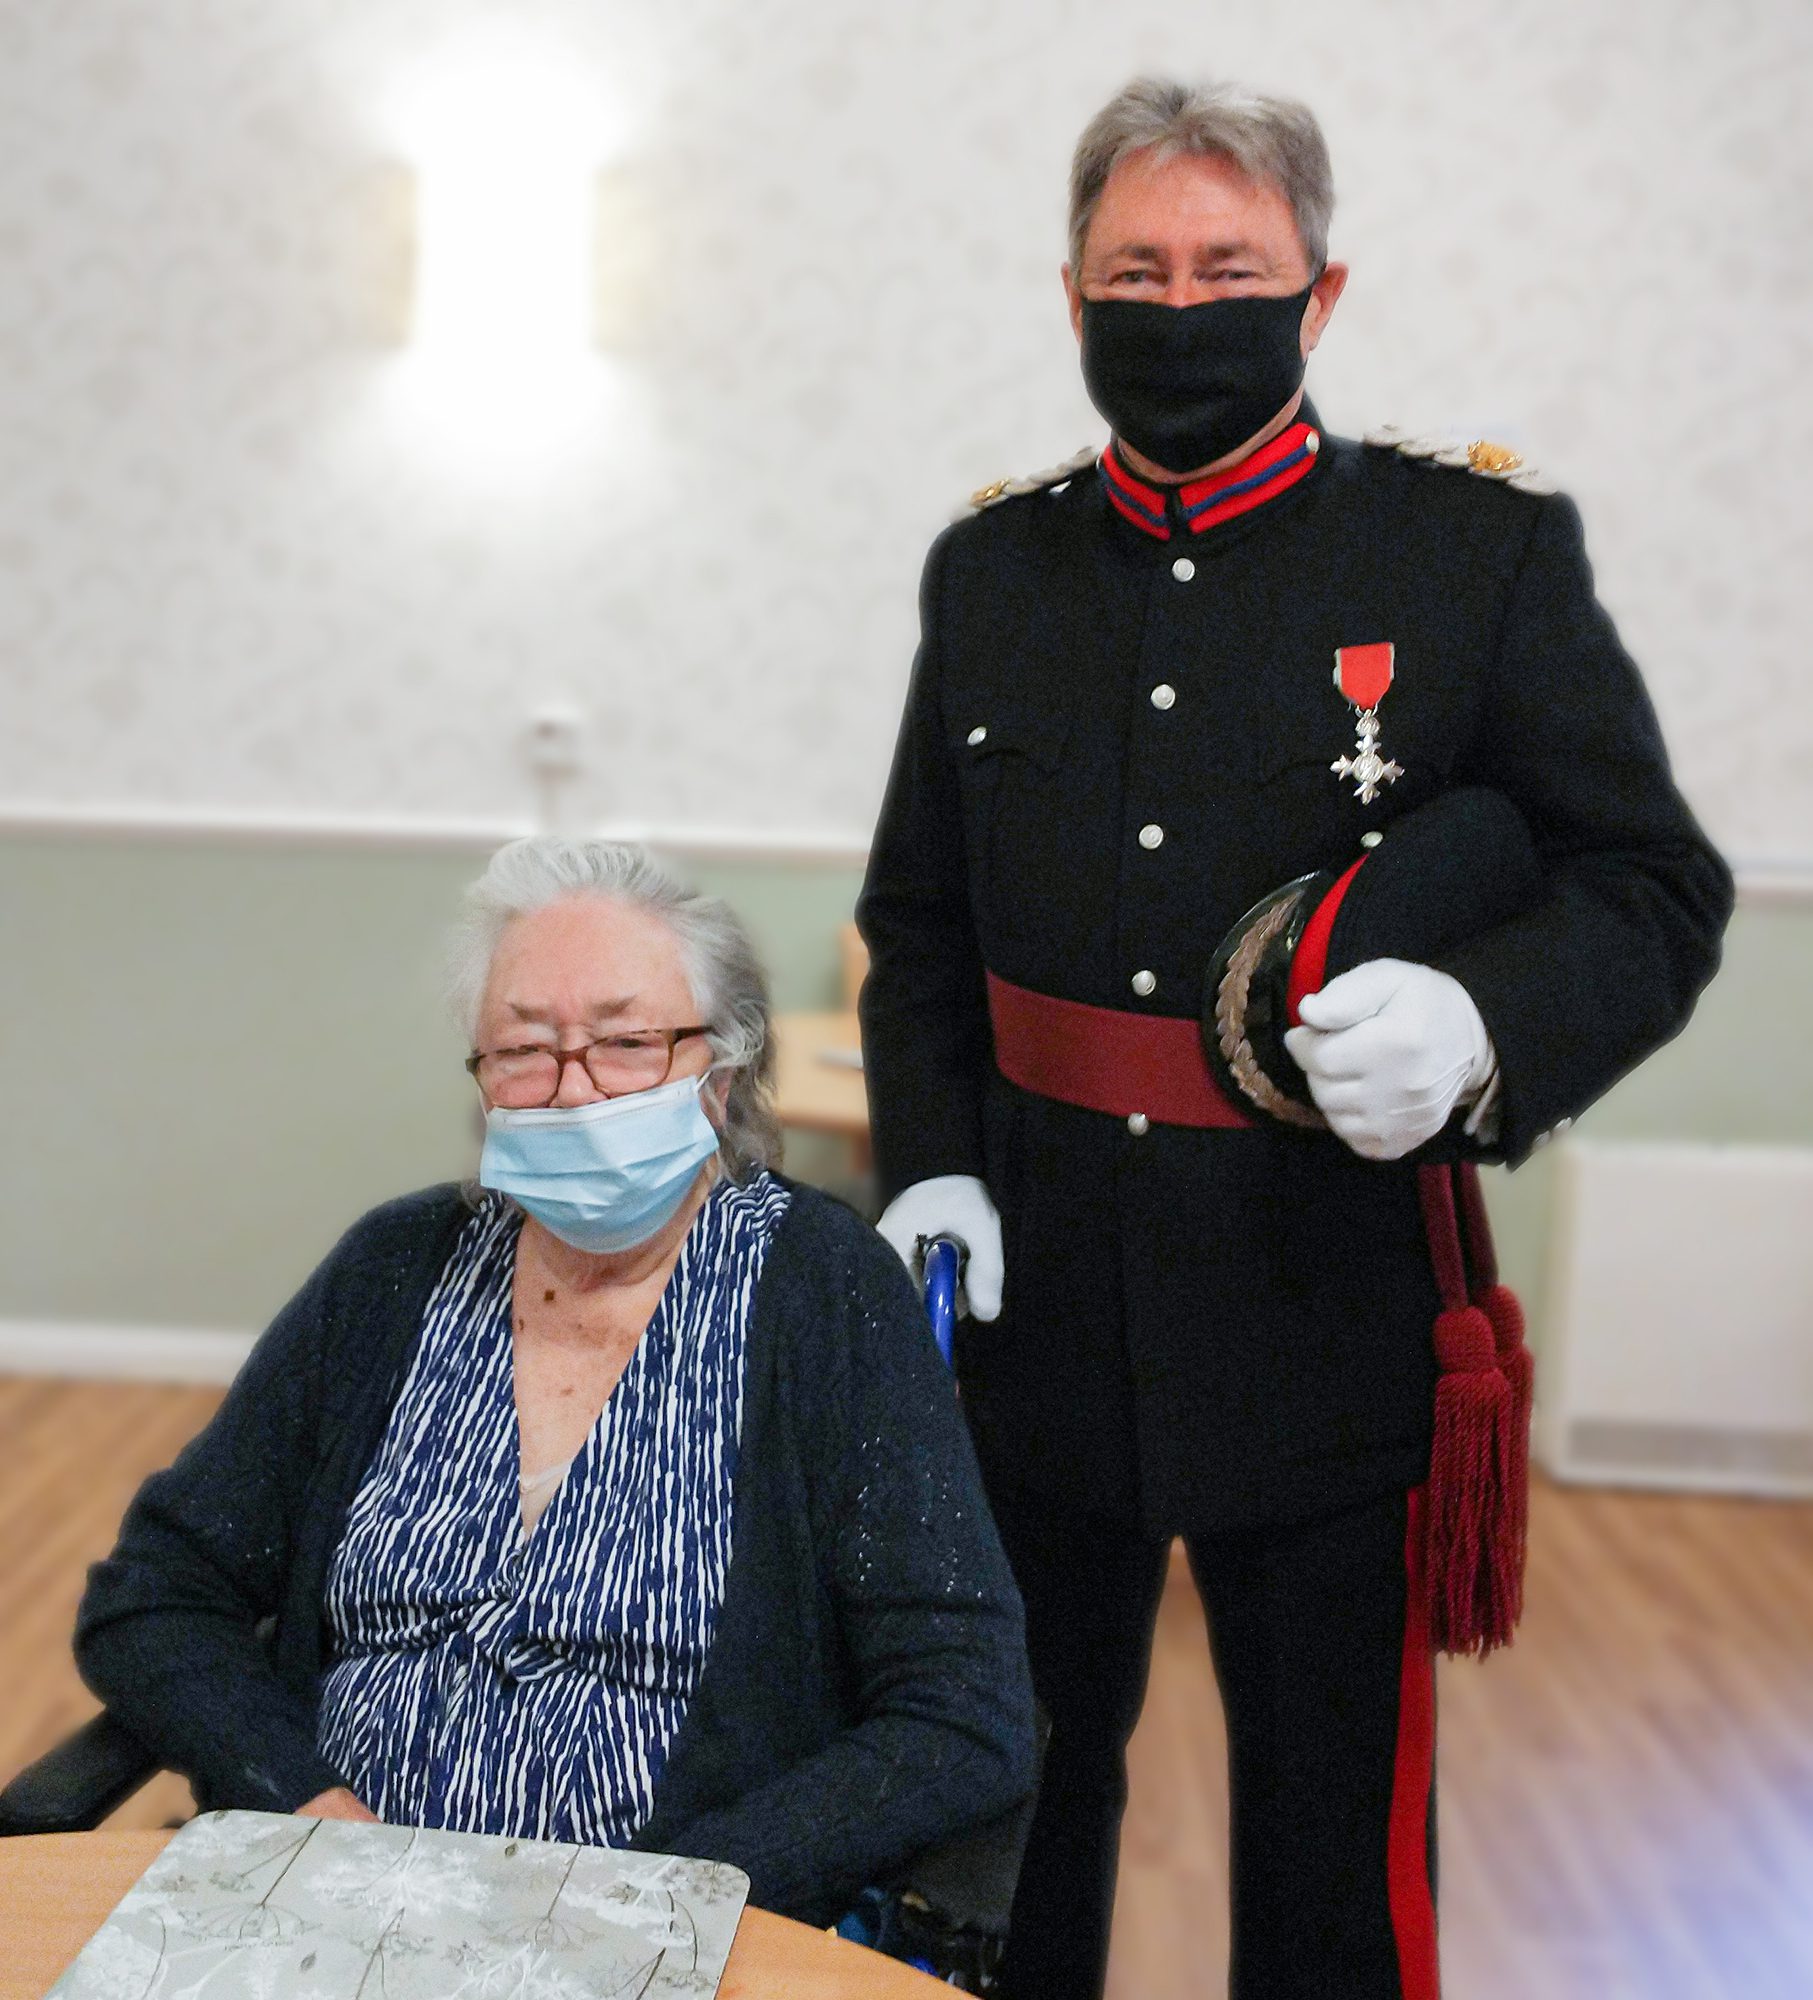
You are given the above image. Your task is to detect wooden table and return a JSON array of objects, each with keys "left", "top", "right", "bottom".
[
  {"left": 770, "top": 1010, "right": 871, "bottom": 1167},
  {"left": 0, "top": 1831, "right": 949, "bottom": 1999}
]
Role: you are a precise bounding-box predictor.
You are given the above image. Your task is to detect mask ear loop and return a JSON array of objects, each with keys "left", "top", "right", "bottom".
[{"left": 694, "top": 1049, "right": 733, "bottom": 1140}]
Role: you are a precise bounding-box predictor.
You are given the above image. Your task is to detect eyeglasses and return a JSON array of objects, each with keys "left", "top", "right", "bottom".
[{"left": 466, "top": 1027, "right": 711, "bottom": 1108}]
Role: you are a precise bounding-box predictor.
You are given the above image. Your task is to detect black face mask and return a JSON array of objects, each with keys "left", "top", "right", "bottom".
[{"left": 1079, "top": 286, "right": 1314, "bottom": 476}]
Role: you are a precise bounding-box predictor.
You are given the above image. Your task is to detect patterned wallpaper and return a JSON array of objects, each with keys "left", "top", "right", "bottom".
[{"left": 0, "top": 0, "right": 1807, "bottom": 860}]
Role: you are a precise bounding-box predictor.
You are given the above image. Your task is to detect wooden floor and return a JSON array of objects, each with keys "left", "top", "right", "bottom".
[
  {"left": 4, "top": 1379, "right": 1811, "bottom": 1998},
  {"left": 1113, "top": 1480, "right": 1813, "bottom": 2000}
]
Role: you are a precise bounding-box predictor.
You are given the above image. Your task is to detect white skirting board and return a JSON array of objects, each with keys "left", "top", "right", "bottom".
[
  {"left": 0, "top": 1320, "right": 254, "bottom": 1386},
  {"left": 1538, "top": 1140, "right": 1813, "bottom": 1497}
]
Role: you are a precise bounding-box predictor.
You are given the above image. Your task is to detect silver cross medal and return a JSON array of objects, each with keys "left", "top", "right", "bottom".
[
  {"left": 1330, "top": 643, "right": 1403, "bottom": 803},
  {"left": 1332, "top": 709, "right": 1403, "bottom": 803}
]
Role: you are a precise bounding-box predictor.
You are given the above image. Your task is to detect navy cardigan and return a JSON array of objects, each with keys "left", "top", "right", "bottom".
[{"left": 75, "top": 1181, "right": 1037, "bottom": 1924}]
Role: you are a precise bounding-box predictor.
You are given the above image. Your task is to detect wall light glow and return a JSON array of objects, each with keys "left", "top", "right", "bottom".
[{"left": 383, "top": 38, "right": 621, "bottom": 471}]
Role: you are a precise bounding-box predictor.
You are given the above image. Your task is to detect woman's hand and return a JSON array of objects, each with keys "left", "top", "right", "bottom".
[{"left": 295, "top": 1786, "right": 380, "bottom": 1822}]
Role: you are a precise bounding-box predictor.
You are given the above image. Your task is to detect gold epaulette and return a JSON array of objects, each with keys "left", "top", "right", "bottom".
[
  {"left": 959, "top": 445, "right": 1099, "bottom": 520},
  {"left": 1363, "top": 424, "right": 1556, "bottom": 494}
]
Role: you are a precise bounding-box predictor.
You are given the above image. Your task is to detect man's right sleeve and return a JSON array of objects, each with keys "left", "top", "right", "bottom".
[{"left": 857, "top": 532, "right": 994, "bottom": 1204}]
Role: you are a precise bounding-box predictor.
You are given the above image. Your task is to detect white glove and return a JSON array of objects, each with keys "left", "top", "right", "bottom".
[
  {"left": 1283, "top": 958, "right": 1494, "bottom": 1162},
  {"left": 875, "top": 1174, "right": 1004, "bottom": 1321}
]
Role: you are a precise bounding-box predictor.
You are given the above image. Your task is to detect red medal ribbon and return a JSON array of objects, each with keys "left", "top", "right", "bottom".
[{"left": 1335, "top": 641, "right": 1395, "bottom": 711}]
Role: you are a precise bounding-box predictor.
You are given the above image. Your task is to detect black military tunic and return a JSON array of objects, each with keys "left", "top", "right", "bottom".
[{"left": 858, "top": 409, "right": 1731, "bottom": 1538}]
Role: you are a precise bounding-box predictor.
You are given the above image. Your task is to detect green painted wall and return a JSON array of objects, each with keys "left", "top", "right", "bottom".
[
  {"left": 1, "top": 830, "right": 1807, "bottom": 1346},
  {"left": 0, "top": 833, "right": 863, "bottom": 1331}
]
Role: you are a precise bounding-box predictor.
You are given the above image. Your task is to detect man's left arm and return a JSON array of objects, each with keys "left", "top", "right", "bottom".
[{"left": 1434, "top": 490, "right": 1734, "bottom": 1161}]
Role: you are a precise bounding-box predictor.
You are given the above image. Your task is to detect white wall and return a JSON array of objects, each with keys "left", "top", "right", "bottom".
[{"left": 1, "top": 0, "right": 1807, "bottom": 862}]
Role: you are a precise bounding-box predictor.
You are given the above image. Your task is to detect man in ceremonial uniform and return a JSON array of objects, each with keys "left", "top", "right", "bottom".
[{"left": 857, "top": 76, "right": 1732, "bottom": 2000}]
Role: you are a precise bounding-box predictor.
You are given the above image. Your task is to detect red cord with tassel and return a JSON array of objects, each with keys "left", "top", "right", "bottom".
[
  {"left": 1456, "top": 1160, "right": 1533, "bottom": 1627},
  {"left": 1415, "top": 1162, "right": 1531, "bottom": 1656}
]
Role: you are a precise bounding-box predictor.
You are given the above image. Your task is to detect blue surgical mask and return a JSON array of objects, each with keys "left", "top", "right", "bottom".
[{"left": 479, "top": 1071, "right": 721, "bottom": 1255}]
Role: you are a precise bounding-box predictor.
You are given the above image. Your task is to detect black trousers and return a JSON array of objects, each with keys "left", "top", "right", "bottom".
[{"left": 982, "top": 1471, "right": 1439, "bottom": 2000}]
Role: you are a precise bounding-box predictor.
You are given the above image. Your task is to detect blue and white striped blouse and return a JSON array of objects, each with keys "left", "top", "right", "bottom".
[{"left": 314, "top": 1170, "right": 792, "bottom": 1845}]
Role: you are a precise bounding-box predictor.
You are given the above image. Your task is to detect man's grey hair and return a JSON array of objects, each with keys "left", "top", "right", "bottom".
[
  {"left": 1068, "top": 77, "right": 1334, "bottom": 279},
  {"left": 449, "top": 836, "right": 782, "bottom": 1180}
]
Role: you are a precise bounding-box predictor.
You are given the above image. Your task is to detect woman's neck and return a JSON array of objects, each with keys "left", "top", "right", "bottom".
[{"left": 519, "top": 1162, "right": 720, "bottom": 1297}]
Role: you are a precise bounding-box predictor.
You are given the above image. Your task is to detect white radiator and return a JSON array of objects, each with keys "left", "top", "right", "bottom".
[{"left": 1537, "top": 1140, "right": 1813, "bottom": 1497}]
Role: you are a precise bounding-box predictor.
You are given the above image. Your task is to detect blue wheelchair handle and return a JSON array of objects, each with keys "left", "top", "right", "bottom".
[{"left": 920, "top": 1234, "right": 965, "bottom": 1371}]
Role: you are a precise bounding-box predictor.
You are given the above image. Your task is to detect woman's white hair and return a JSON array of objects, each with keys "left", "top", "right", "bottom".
[
  {"left": 449, "top": 837, "right": 782, "bottom": 1179},
  {"left": 1068, "top": 76, "right": 1335, "bottom": 278}
]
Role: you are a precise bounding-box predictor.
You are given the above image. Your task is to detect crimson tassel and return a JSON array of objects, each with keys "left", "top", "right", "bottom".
[
  {"left": 1416, "top": 1165, "right": 1527, "bottom": 1656},
  {"left": 1457, "top": 1164, "right": 1534, "bottom": 1626}
]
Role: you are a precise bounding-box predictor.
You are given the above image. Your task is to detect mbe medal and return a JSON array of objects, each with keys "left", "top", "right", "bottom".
[{"left": 1331, "top": 642, "right": 1403, "bottom": 804}]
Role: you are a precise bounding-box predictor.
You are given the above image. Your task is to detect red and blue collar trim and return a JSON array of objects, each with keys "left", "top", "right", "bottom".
[{"left": 1100, "top": 420, "right": 1322, "bottom": 540}]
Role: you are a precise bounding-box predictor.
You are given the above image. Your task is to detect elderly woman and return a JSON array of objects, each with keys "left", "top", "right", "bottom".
[{"left": 76, "top": 838, "right": 1035, "bottom": 1924}]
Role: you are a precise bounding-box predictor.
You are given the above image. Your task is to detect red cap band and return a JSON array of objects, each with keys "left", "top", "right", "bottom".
[{"left": 1285, "top": 855, "right": 1368, "bottom": 1026}]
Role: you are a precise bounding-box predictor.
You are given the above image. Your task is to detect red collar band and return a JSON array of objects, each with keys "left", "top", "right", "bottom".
[{"left": 1101, "top": 421, "right": 1321, "bottom": 541}]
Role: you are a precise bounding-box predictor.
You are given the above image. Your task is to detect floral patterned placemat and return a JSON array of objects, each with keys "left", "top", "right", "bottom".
[{"left": 51, "top": 1809, "right": 750, "bottom": 1997}]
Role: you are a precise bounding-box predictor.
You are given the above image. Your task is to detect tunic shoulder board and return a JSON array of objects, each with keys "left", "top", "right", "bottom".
[
  {"left": 959, "top": 445, "right": 1099, "bottom": 520},
  {"left": 1362, "top": 423, "right": 1556, "bottom": 495}
]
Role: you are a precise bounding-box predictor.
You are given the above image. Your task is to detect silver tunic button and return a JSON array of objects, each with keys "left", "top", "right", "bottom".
[
  {"left": 967, "top": 725, "right": 987, "bottom": 746},
  {"left": 1150, "top": 683, "right": 1176, "bottom": 710},
  {"left": 1131, "top": 969, "right": 1156, "bottom": 997},
  {"left": 1138, "top": 823, "right": 1164, "bottom": 850},
  {"left": 1171, "top": 556, "right": 1196, "bottom": 582},
  {"left": 1306, "top": 430, "right": 1321, "bottom": 454},
  {"left": 1360, "top": 829, "right": 1383, "bottom": 849},
  {"left": 1127, "top": 1112, "right": 1150, "bottom": 1136}
]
